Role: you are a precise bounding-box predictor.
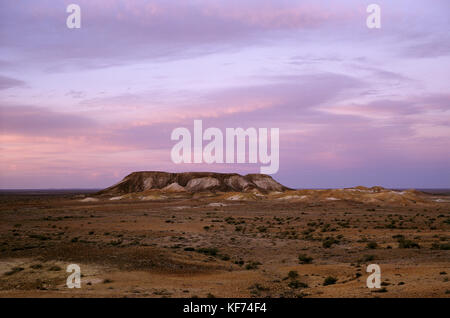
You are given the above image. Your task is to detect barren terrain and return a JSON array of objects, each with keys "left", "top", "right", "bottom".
[{"left": 0, "top": 184, "right": 449, "bottom": 298}]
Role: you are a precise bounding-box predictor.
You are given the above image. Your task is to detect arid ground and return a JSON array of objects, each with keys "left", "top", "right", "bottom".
[{"left": 0, "top": 188, "right": 449, "bottom": 298}]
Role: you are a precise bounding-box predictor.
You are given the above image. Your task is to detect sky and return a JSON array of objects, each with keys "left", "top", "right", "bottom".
[{"left": 0, "top": 0, "right": 449, "bottom": 189}]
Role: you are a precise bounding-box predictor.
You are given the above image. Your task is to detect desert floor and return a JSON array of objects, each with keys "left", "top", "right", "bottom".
[{"left": 0, "top": 190, "right": 449, "bottom": 298}]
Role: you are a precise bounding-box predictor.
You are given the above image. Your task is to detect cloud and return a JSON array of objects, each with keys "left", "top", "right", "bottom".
[
  {"left": 0, "top": 0, "right": 363, "bottom": 71},
  {"left": 1, "top": 1, "right": 449, "bottom": 188},
  {"left": 403, "top": 37, "right": 450, "bottom": 59},
  {"left": 321, "top": 94, "right": 450, "bottom": 121},
  {"left": 74, "top": 72, "right": 365, "bottom": 129},
  {"left": 0, "top": 105, "right": 96, "bottom": 136},
  {"left": 1, "top": 84, "right": 449, "bottom": 188},
  {"left": 0, "top": 75, "right": 25, "bottom": 90},
  {"left": 65, "top": 90, "right": 86, "bottom": 99}
]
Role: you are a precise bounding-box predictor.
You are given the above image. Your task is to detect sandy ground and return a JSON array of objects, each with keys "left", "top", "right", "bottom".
[{"left": 0, "top": 191, "right": 449, "bottom": 298}]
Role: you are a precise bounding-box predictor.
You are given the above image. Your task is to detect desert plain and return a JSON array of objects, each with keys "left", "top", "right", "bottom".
[{"left": 0, "top": 172, "right": 449, "bottom": 298}]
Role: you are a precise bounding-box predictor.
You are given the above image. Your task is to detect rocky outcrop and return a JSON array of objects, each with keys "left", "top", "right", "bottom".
[
  {"left": 162, "top": 182, "right": 186, "bottom": 192},
  {"left": 185, "top": 177, "right": 220, "bottom": 192},
  {"left": 97, "top": 171, "right": 290, "bottom": 195},
  {"left": 92, "top": 173, "right": 435, "bottom": 206}
]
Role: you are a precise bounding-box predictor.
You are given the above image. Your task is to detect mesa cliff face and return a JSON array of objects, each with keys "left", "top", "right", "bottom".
[
  {"left": 97, "top": 171, "right": 290, "bottom": 195},
  {"left": 94, "top": 172, "right": 433, "bottom": 207}
]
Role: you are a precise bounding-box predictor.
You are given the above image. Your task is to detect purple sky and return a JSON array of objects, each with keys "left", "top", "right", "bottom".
[{"left": 0, "top": 0, "right": 449, "bottom": 189}]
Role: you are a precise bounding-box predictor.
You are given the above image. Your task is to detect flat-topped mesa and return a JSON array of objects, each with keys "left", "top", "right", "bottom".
[{"left": 97, "top": 171, "right": 290, "bottom": 195}]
